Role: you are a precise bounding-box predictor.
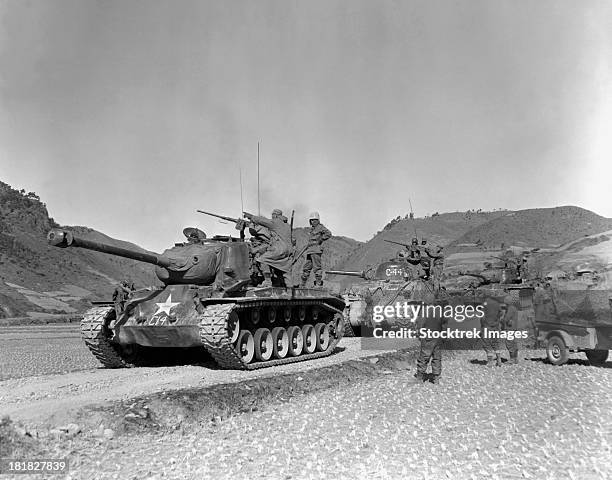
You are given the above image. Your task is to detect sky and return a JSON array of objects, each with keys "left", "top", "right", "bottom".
[{"left": 1, "top": 0, "right": 611, "bottom": 252}]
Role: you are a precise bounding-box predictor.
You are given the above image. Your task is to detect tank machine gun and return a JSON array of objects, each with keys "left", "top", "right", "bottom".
[{"left": 47, "top": 220, "right": 345, "bottom": 370}]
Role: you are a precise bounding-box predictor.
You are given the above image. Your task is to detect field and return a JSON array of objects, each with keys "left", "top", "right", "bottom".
[{"left": 1, "top": 324, "right": 611, "bottom": 479}]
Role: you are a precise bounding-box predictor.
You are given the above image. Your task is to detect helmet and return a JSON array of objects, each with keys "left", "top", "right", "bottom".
[
  {"left": 411, "top": 237, "right": 418, "bottom": 245},
  {"left": 272, "top": 209, "right": 283, "bottom": 216},
  {"left": 183, "top": 227, "right": 207, "bottom": 242},
  {"left": 309, "top": 212, "right": 320, "bottom": 221}
]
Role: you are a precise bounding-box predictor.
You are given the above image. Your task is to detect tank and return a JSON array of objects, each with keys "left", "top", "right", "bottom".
[
  {"left": 326, "top": 259, "right": 434, "bottom": 336},
  {"left": 47, "top": 227, "right": 346, "bottom": 370}
]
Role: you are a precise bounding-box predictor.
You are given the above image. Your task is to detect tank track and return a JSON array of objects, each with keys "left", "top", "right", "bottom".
[
  {"left": 343, "top": 318, "right": 356, "bottom": 337},
  {"left": 80, "top": 306, "right": 135, "bottom": 368},
  {"left": 199, "top": 300, "right": 344, "bottom": 370}
]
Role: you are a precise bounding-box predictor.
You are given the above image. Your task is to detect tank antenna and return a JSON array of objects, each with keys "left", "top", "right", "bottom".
[
  {"left": 257, "top": 141, "right": 261, "bottom": 215},
  {"left": 238, "top": 160, "right": 244, "bottom": 213},
  {"left": 409, "top": 198, "right": 418, "bottom": 240}
]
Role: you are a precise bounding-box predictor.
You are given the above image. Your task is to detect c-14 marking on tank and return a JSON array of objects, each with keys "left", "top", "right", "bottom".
[{"left": 47, "top": 224, "right": 345, "bottom": 370}]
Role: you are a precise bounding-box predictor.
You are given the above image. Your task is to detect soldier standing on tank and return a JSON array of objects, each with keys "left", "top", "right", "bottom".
[
  {"left": 300, "top": 212, "right": 332, "bottom": 287},
  {"left": 112, "top": 280, "right": 132, "bottom": 318},
  {"left": 479, "top": 293, "right": 504, "bottom": 367},
  {"left": 422, "top": 241, "right": 445, "bottom": 290},
  {"left": 243, "top": 209, "right": 292, "bottom": 288}
]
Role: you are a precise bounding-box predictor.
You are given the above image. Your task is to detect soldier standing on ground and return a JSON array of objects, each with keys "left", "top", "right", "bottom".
[
  {"left": 480, "top": 293, "right": 504, "bottom": 367},
  {"left": 243, "top": 209, "right": 292, "bottom": 288},
  {"left": 414, "top": 296, "right": 448, "bottom": 384},
  {"left": 300, "top": 212, "right": 332, "bottom": 287},
  {"left": 112, "top": 280, "right": 132, "bottom": 318},
  {"left": 500, "top": 296, "right": 520, "bottom": 365}
]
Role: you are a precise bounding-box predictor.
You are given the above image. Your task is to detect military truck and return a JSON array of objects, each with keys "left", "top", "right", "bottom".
[
  {"left": 47, "top": 225, "right": 345, "bottom": 370},
  {"left": 534, "top": 287, "right": 611, "bottom": 366}
]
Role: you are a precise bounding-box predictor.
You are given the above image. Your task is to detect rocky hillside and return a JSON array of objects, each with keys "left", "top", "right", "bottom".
[
  {"left": 450, "top": 206, "right": 612, "bottom": 249},
  {"left": 0, "top": 181, "right": 161, "bottom": 318},
  {"left": 0, "top": 181, "right": 361, "bottom": 317}
]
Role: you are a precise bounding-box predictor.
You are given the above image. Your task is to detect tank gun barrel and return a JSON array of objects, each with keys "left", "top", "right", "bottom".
[
  {"left": 47, "top": 229, "right": 172, "bottom": 268},
  {"left": 384, "top": 239, "right": 412, "bottom": 249},
  {"left": 325, "top": 270, "right": 366, "bottom": 278}
]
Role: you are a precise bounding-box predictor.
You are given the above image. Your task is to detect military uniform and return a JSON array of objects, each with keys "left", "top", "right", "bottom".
[
  {"left": 501, "top": 301, "right": 520, "bottom": 364},
  {"left": 415, "top": 301, "right": 447, "bottom": 384},
  {"left": 480, "top": 295, "right": 503, "bottom": 366},
  {"left": 301, "top": 212, "right": 332, "bottom": 287},
  {"left": 247, "top": 224, "right": 271, "bottom": 284},
  {"left": 112, "top": 281, "right": 132, "bottom": 318},
  {"left": 245, "top": 210, "right": 292, "bottom": 287}
]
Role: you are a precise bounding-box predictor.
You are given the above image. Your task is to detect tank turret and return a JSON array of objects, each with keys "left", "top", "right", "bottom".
[{"left": 47, "top": 228, "right": 250, "bottom": 291}]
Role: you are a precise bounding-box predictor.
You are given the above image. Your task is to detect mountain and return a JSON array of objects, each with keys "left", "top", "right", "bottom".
[
  {"left": 333, "top": 207, "right": 612, "bottom": 287},
  {"left": 449, "top": 206, "right": 612, "bottom": 249},
  {"left": 0, "top": 181, "right": 361, "bottom": 318}
]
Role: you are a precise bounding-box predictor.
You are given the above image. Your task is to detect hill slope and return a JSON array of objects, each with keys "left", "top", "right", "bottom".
[
  {"left": 337, "top": 210, "right": 509, "bottom": 272},
  {"left": 450, "top": 206, "right": 612, "bottom": 249}
]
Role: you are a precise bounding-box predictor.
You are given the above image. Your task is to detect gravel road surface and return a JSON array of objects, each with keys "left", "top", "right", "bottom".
[
  {"left": 55, "top": 352, "right": 612, "bottom": 480},
  {"left": 0, "top": 324, "right": 391, "bottom": 424}
]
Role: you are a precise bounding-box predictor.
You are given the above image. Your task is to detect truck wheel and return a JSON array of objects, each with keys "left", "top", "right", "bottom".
[
  {"left": 546, "top": 335, "right": 569, "bottom": 366},
  {"left": 585, "top": 349, "right": 609, "bottom": 366}
]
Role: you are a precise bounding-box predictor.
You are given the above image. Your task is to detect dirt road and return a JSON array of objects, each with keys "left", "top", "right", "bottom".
[{"left": 0, "top": 324, "right": 392, "bottom": 425}]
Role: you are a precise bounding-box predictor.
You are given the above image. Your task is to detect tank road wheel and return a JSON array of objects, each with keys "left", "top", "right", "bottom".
[
  {"left": 314, "top": 323, "right": 331, "bottom": 352},
  {"left": 251, "top": 309, "right": 261, "bottom": 326},
  {"left": 254, "top": 328, "right": 274, "bottom": 361},
  {"left": 302, "top": 324, "right": 317, "bottom": 354},
  {"left": 546, "top": 335, "right": 569, "bottom": 366},
  {"left": 585, "top": 350, "right": 609, "bottom": 366},
  {"left": 287, "top": 326, "right": 304, "bottom": 356},
  {"left": 236, "top": 330, "right": 255, "bottom": 364},
  {"left": 328, "top": 313, "right": 344, "bottom": 340},
  {"left": 271, "top": 327, "right": 290, "bottom": 359},
  {"left": 298, "top": 307, "right": 306, "bottom": 323},
  {"left": 311, "top": 308, "right": 320, "bottom": 322},
  {"left": 283, "top": 307, "right": 292, "bottom": 323},
  {"left": 227, "top": 311, "right": 240, "bottom": 344},
  {"left": 267, "top": 308, "right": 277, "bottom": 325}
]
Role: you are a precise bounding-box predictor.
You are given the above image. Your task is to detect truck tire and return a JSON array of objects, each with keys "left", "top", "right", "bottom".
[
  {"left": 585, "top": 349, "right": 609, "bottom": 366},
  {"left": 546, "top": 335, "right": 569, "bottom": 366}
]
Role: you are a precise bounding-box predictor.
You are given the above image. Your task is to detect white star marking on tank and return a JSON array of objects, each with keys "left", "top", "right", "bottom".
[{"left": 152, "top": 294, "right": 180, "bottom": 316}]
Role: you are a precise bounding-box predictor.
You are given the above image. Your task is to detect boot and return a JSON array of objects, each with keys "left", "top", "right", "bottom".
[
  {"left": 413, "top": 372, "right": 425, "bottom": 383},
  {"left": 430, "top": 375, "right": 440, "bottom": 385},
  {"left": 259, "top": 272, "right": 273, "bottom": 288},
  {"left": 495, "top": 353, "right": 502, "bottom": 367}
]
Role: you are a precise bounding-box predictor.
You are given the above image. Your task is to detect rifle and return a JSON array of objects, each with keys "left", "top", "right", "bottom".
[
  {"left": 291, "top": 244, "right": 310, "bottom": 266},
  {"left": 290, "top": 210, "right": 295, "bottom": 246}
]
